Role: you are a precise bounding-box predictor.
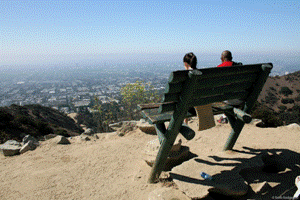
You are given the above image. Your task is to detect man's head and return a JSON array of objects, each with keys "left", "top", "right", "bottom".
[{"left": 221, "top": 50, "right": 233, "bottom": 62}]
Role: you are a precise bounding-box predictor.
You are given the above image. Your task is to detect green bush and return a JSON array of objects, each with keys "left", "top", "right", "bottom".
[
  {"left": 0, "top": 109, "right": 14, "bottom": 128},
  {"left": 251, "top": 105, "right": 283, "bottom": 127},
  {"left": 278, "top": 105, "right": 287, "bottom": 111},
  {"left": 279, "top": 86, "right": 293, "bottom": 96},
  {"left": 35, "top": 120, "right": 53, "bottom": 134},
  {"left": 0, "top": 109, "right": 14, "bottom": 122},
  {"left": 265, "top": 92, "right": 279, "bottom": 105},
  {"left": 281, "top": 98, "right": 295, "bottom": 104},
  {"left": 54, "top": 128, "right": 69, "bottom": 137},
  {"left": 269, "top": 87, "right": 277, "bottom": 92}
]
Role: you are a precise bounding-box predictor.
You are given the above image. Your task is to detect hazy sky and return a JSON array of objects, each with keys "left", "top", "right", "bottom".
[{"left": 1, "top": 0, "right": 299, "bottom": 66}]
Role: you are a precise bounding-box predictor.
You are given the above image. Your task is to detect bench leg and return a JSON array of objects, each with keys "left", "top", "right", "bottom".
[
  {"left": 223, "top": 119, "right": 245, "bottom": 151},
  {"left": 148, "top": 135, "right": 177, "bottom": 183},
  {"left": 149, "top": 122, "right": 182, "bottom": 183},
  {"left": 155, "top": 123, "right": 166, "bottom": 144}
]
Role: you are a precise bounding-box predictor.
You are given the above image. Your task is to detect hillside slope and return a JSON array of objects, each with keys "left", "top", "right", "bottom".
[
  {"left": 256, "top": 70, "right": 300, "bottom": 125},
  {"left": 0, "top": 104, "right": 83, "bottom": 143}
]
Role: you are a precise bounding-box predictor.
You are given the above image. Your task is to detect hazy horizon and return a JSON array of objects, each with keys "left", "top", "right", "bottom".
[
  {"left": 1, "top": 0, "right": 299, "bottom": 68},
  {"left": 1, "top": 51, "right": 299, "bottom": 76}
]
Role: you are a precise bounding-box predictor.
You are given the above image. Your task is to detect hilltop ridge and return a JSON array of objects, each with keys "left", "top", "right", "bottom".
[
  {"left": 0, "top": 104, "right": 83, "bottom": 144},
  {"left": 257, "top": 70, "right": 300, "bottom": 125}
]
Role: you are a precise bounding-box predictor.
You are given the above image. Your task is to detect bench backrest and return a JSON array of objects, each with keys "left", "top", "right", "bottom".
[{"left": 158, "top": 63, "right": 273, "bottom": 113}]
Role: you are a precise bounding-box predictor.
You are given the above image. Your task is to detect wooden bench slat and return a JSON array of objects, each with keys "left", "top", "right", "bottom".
[
  {"left": 158, "top": 102, "right": 177, "bottom": 113},
  {"left": 141, "top": 102, "right": 240, "bottom": 124},
  {"left": 164, "top": 82, "right": 184, "bottom": 94},
  {"left": 191, "top": 81, "right": 253, "bottom": 101},
  {"left": 141, "top": 108, "right": 196, "bottom": 124},
  {"left": 159, "top": 91, "right": 249, "bottom": 113},
  {"left": 168, "top": 70, "right": 189, "bottom": 84},
  {"left": 162, "top": 93, "right": 180, "bottom": 102},
  {"left": 193, "top": 73, "right": 257, "bottom": 90},
  {"left": 212, "top": 102, "right": 234, "bottom": 110},
  {"left": 137, "top": 103, "right": 161, "bottom": 110},
  {"left": 168, "top": 64, "right": 264, "bottom": 84},
  {"left": 164, "top": 72, "right": 257, "bottom": 100},
  {"left": 194, "top": 65, "right": 262, "bottom": 79},
  {"left": 190, "top": 91, "right": 249, "bottom": 108},
  {"left": 162, "top": 81, "right": 253, "bottom": 103}
]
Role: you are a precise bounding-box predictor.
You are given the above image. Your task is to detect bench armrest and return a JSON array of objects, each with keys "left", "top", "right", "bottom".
[
  {"left": 137, "top": 103, "right": 160, "bottom": 110},
  {"left": 233, "top": 108, "right": 252, "bottom": 123},
  {"left": 141, "top": 108, "right": 197, "bottom": 124}
]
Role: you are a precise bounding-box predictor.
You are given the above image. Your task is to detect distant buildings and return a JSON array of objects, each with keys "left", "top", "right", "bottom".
[{"left": 0, "top": 66, "right": 168, "bottom": 114}]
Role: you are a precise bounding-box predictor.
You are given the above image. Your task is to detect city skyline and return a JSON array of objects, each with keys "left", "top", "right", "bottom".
[{"left": 1, "top": 0, "right": 299, "bottom": 67}]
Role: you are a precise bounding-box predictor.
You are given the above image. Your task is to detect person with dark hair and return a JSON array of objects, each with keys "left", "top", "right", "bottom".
[
  {"left": 183, "top": 52, "right": 197, "bottom": 124},
  {"left": 182, "top": 52, "right": 216, "bottom": 129},
  {"left": 183, "top": 52, "right": 197, "bottom": 70}
]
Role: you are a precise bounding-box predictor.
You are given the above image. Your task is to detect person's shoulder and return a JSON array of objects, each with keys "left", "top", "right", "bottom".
[
  {"left": 218, "top": 61, "right": 234, "bottom": 67},
  {"left": 232, "top": 61, "right": 243, "bottom": 66}
]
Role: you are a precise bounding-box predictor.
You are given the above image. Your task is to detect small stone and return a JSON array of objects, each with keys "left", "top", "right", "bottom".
[
  {"left": 22, "top": 135, "right": 39, "bottom": 146},
  {"left": 137, "top": 119, "right": 156, "bottom": 135},
  {"left": 0, "top": 140, "right": 22, "bottom": 156},
  {"left": 84, "top": 128, "right": 94, "bottom": 135},
  {"left": 20, "top": 140, "right": 36, "bottom": 154},
  {"left": 93, "top": 134, "right": 99, "bottom": 139},
  {"left": 80, "top": 134, "right": 91, "bottom": 141},
  {"left": 250, "top": 119, "right": 262, "bottom": 125},
  {"left": 2, "top": 140, "right": 21, "bottom": 147},
  {"left": 287, "top": 123, "right": 300, "bottom": 130},
  {"left": 117, "top": 121, "right": 137, "bottom": 136},
  {"left": 1, "top": 146, "right": 21, "bottom": 156},
  {"left": 109, "top": 121, "right": 124, "bottom": 131},
  {"left": 53, "top": 136, "right": 71, "bottom": 145}
]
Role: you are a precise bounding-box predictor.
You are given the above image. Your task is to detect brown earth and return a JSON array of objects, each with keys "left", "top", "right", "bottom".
[{"left": 1, "top": 116, "right": 300, "bottom": 199}]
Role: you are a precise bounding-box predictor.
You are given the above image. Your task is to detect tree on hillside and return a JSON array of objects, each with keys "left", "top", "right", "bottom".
[
  {"left": 92, "top": 98, "right": 117, "bottom": 132},
  {"left": 279, "top": 86, "right": 293, "bottom": 96},
  {"left": 251, "top": 103, "right": 283, "bottom": 127},
  {"left": 120, "top": 80, "right": 160, "bottom": 119},
  {"left": 265, "top": 91, "right": 279, "bottom": 105}
]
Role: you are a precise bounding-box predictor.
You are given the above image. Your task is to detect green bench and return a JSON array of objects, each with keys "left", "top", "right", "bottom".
[{"left": 138, "top": 63, "right": 273, "bottom": 183}]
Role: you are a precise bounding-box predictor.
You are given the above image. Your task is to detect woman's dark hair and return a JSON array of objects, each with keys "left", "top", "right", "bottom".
[{"left": 183, "top": 52, "right": 197, "bottom": 69}]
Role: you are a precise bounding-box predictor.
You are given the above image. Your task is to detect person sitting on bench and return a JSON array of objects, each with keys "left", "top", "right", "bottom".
[
  {"left": 183, "top": 52, "right": 198, "bottom": 124},
  {"left": 217, "top": 50, "right": 243, "bottom": 67},
  {"left": 217, "top": 50, "right": 244, "bottom": 122}
]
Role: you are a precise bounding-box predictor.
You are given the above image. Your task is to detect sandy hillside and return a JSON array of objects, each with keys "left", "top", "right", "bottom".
[{"left": 1, "top": 117, "right": 300, "bottom": 200}]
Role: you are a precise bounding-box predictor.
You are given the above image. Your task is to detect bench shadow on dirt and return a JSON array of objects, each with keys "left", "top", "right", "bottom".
[{"left": 193, "top": 146, "right": 300, "bottom": 200}]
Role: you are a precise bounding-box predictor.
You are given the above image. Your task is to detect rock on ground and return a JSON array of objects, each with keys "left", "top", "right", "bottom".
[
  {"left": 51, "top": 136, "right": 71, "bottom": 145},
  {"left": 0, "top": 140, "right": 22, "bottom": 156},
  {"left": 20, "top": 140, "right": 37, "bottom": 154},
  {"left": 84, "top": 128, "right": 95, "bottom": 135},
  {"left": 136, "top": 119, "right": 156, "bottom": 135}
]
